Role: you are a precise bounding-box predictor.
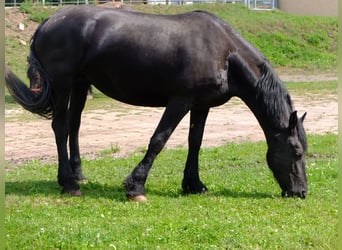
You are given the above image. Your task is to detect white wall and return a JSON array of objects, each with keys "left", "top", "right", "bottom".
[{"left": 278, "top": 0, "right": 337, "bottom": 16}]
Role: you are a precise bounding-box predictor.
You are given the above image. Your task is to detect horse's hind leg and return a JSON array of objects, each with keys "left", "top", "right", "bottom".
[
  {"left": 69, "top": 81, "right": 90, "bottom": 183},
  {"left": 182, "top": 108, "right": 209, "bottom": 194},
  {"left": 125, "top": 96, "right": 192, "bottom": 201},
  {"left": 52, "top": 78, "right": 81, "bottom": 195}
]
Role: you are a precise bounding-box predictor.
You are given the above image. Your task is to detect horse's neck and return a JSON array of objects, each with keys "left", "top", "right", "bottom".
[
  {"left": 235, "top": 71, "right": 292, "bottom": 144},
  {"left": 227, "top": 54, "right": 293, "bottom": 144}
]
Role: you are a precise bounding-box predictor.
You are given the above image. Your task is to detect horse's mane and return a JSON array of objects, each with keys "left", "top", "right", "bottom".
[
  {"left": 255, "top": 62, "right": 293, "bottom": 129},
  {"left": 256, "top": 62, "right": 307, "bottom": 150}
]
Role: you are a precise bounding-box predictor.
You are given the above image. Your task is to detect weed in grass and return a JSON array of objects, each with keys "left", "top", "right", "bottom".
[{"left": 98, "top": 144, "right": 121, "bottom": 157}]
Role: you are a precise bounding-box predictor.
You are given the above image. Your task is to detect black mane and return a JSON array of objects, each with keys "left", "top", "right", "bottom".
[
  {"left": 256, "top": 62, "right": 307, "bottom": 151},
  {"left": 256, "top": 62, "right": 293, "bottom": 129}
]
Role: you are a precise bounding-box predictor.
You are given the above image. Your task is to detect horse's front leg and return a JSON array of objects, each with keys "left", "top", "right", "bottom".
[
  {"left": 182, "top": 108, "right": 209, "bottom": 194},
  {"left": 125, "top": 96, "right": 192, "bottom": 201},
  {"left": 52, "top": 81, "right": 81, "bottom": 196},
  {"left": 68, "top": 82, "right": 89, "bottom": 183}
]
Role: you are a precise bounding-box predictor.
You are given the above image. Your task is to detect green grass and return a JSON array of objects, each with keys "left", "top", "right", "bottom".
[
  {"left": 285, "top": 80, "right": 337, "bottom": 96},
  {"left": 5, "top": 134, "right": 337, "bottom": 249},
  {"left": 5, "top": 36, "right": 30, "bottom": 82},
  {"left": 19, "top": 0, "right": 58, "bottom": 22}
]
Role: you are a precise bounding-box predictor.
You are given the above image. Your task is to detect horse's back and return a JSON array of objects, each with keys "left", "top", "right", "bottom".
[{"left": 31, "top": 6, "right": 265, "bottom": 107}]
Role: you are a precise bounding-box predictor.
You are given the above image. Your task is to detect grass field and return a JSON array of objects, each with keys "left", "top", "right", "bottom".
[{"left": 5, "top": 134, "right": 337, "bottom": 249}]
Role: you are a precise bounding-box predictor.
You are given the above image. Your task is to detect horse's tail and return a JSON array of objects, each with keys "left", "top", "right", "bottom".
[
  {"left": 5, "top": 54, "right": 55, "bottom": 119},
  {"left": 5, "top": 20, "right": 55, "bottom": 119}
]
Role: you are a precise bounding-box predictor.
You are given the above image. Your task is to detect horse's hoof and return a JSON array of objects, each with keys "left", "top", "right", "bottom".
[
  {"left": 182, "top": 184, "right": 208, "bottom": 195},
  {"left": 78, "top": 178, "right": 88, "bottom": 184},
  {"left": 70, "top": 190, "right": 83, "bottom": 196},
  {"left": 129, "top": 195, "right": 148, "bottom": 202},
  {"left": 62, "top": 189, "right": 82, "bottom": 197}
]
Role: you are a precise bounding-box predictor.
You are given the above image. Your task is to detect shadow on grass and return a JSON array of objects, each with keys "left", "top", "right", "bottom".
[
  {"left": 5, "top": 180, "right": 127, "bottom": 202},
  {"left": 215, "top": 188, "right": 276, "bottom": 199},
  {"left": 147, "top": 188, "right": 276, "bottom": 199},
  {"left": 6, "top": 180, "right": 276, "bottom": 201}
]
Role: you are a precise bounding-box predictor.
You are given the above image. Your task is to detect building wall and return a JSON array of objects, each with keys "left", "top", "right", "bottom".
[{"left": 278, "top": 0, "right": 337, "bottom": 16}]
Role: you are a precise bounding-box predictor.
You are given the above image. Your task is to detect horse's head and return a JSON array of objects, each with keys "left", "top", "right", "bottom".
[
  {"left": 267, "top": 111, "right": 308, "bottom": 198},
  {"left": 227, "top": 52, "right": 308, "bottom": 198}
]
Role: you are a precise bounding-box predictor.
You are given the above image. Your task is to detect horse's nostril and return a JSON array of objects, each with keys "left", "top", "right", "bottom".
[{"left": 301, "top": 191, "right": 307, "bottom": 199}]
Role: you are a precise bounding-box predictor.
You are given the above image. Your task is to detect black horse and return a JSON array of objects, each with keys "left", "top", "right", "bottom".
[{"left": 6, "top": 6, "right": 308, "bottom": 201}]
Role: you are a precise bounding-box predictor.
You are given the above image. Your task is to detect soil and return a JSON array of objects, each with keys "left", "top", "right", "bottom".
[{"left": 5, "top": 8, "right": 338, "bottom": 167}]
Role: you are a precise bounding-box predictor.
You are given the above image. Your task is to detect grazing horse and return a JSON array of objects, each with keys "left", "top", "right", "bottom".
[{"left": 6, "top": 6, "right": 308, "bottom": 201}]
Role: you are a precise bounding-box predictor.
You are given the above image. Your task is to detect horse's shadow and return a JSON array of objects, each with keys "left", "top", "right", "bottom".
[
  {"left": 148, "top": 188, "right": 275, "bottom": 200},
  {"left": 5, "top": 180, "right": 275, "bottom": 201},
  {"left": 5, "top": 180, "right": 128, "bottom": 202},
  {"left": 215, "top": 188, "right": 275, "bottom": 199}
]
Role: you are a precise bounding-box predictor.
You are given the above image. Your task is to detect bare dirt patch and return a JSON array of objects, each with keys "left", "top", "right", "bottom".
[
  {"left": 5, "top": 94, "right": 337, "bottom": 166},
  {"left": 5, "top": 8, "right": 39, "bottom": 42}
]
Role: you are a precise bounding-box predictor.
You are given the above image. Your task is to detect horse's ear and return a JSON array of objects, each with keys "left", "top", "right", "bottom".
[
  {"left": 288, "top": 111, "right": 298, "bottom": 134},
  {"left": 300, "top": 112, "right": 307, "bottom": 123}
]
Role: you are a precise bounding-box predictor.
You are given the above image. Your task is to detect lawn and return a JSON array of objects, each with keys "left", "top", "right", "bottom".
[{"left": 5, "top": 134, "right": 337, "bottom": 249}]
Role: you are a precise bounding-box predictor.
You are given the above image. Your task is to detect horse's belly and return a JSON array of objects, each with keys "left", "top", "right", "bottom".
[{"left": 92, "top": 80, "right": 170, "bottom": 107}]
